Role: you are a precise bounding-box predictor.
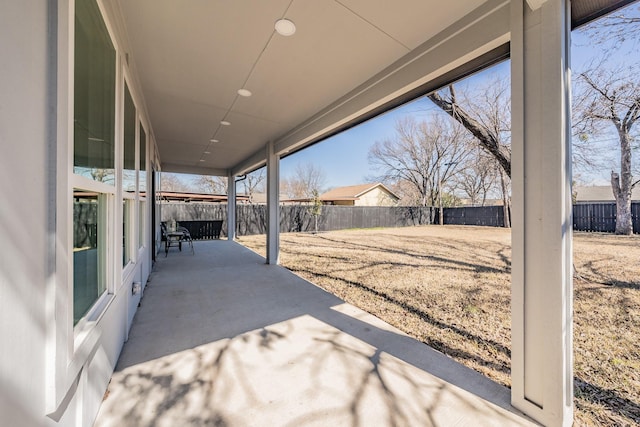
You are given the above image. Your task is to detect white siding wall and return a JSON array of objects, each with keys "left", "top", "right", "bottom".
[
  {"left": 0, "top": 2, "right": 49, "bottom": 425},
  {"left": 0, "top": 1, "right": 154, "bottom": 426}
]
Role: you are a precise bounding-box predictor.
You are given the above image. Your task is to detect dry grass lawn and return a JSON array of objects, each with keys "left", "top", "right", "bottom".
[{"left": 237, "top": 226, "right": 639, "bottom": 426}]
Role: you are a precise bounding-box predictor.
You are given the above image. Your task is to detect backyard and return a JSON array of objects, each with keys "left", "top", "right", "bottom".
[{"left": 237, "top": 226, "right": 639, "bottom": 426}]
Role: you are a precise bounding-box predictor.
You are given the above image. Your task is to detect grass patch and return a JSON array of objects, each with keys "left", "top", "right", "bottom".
[{"left": 238, "top": 226, "right": 640, "bottom": 426}]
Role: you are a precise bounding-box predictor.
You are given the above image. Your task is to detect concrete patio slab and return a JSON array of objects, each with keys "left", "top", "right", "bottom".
[{"left": 94, "top": 240, "right": 537, "bottom": 427}]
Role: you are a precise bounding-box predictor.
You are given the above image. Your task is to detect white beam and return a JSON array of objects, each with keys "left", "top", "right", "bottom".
[
  {"left": 227, "top": 170, "right": 236, "bottom": 241},
  {"left": 231, "top": 148, "right": 267, "bottom": 178},
  {"left": 511, "top": 0, "right": 573, "bottom": 426},
  {"left": 160, "top": 163, "right": 226, "bottom": 177},
  {"left": 265, "top": 141, "right": 280, "bottom": 265}
]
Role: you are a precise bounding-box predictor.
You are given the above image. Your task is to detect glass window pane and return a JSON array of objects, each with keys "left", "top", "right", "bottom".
[
  {"left": 73, "top": 0, "right": 116, "bottom": 183},
  {"left": 73, "top": 190, "right": 106, "bottom": 324},
  {"left": 139, "top": 200, "right": 146, "bottom": 248},
  {"left": 123, "top": 84, "right": 136, "bottom": 192},
  {"left": 139, "top": 125, "right": 147, "bottom": 193},
  {"left": 123, "top": 200, "right": 131, "bottom": 266}
]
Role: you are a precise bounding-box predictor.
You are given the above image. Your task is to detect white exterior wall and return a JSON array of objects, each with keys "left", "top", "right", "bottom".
[
  {"left": 0, "top": 1, "right": 155, "bottom": 426},
  {"left": 0, "top": 2, "right": 51, "bottom": 425}
]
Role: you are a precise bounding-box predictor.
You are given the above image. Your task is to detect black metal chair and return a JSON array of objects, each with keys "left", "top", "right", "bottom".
[{"left": 161, "top": 223, "right": 194, "bottom": 256}]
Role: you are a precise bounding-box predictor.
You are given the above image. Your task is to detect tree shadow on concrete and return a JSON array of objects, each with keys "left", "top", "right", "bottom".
[{"left": 94, "top": 243, "right": 532, "bottom": 427}]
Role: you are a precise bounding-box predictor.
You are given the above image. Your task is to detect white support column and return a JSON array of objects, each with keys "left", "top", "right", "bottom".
[
  {"left": 511, "top": 1, "right": 573, "bottom": 426},
  {"left": 266, "top": 141, "right": 280, "bottom": 265},
  {"left": 227, "top": 171, "right": 236, "bottom": 241}
]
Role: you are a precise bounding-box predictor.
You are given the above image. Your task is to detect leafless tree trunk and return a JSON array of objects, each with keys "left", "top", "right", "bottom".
[
  {"left": 428, "top": 82, "right": 511, "bottom": 178},
  {"left": 576, "top": 65, "right": 640, "bottom": 235},
  {"left": 242, "top": 169, "right": 266, "bottom": 203},
  {"left": 499, "top": 167, "right": 511, "bottom": 228}
]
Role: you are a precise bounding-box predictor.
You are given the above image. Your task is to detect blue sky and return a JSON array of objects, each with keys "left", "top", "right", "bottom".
[{"left": 281, "top": 96, "right": 433, "bottom": 188}]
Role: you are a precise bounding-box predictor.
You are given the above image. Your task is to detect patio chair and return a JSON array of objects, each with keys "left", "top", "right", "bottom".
[{"left": 161, "top": 223, "right": 195, "bottom": 256}]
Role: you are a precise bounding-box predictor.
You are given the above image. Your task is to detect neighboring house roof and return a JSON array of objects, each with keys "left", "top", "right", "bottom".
[
  {"left": 246, "top": 192, "right": 267, "bottom": 204},
  {"left": 457, "top": 198, "right": 504, "bottom": 207},
  {"left": 159, "top": 191, "right": 249, "bottom": 203},
  {"left": 319, "top": 183, "right": 400, "bottom": 202},
  {"left": 574, "top": 185, "right": 640, "bottom": 203}
]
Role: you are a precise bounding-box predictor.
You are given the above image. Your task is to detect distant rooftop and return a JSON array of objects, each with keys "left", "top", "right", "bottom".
[
  {"left": 159, "top": 191, "right": 249, "bottom": 203},
  {"left": 320, "top": 183, "right": 399, "bottom": 201}
]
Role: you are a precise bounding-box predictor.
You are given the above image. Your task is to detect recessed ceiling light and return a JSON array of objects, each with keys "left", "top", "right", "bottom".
[
  {"left": 210, "top": 138, "right": 219, "bottom": 143},
  {"left": 237, "top": 88, "right": 252, "bottom": 97},
  {"left": 204, "top": 151, "right": 210, "bottom": 154},
  {"left": 275, "top": 19, "right": 296, "bottom": 36},
  {"left": 199, "top": 159, "right": 205, "bottom": 162},
  {"left": 220, "top": 120, "right": 231, "bottom": 126}
]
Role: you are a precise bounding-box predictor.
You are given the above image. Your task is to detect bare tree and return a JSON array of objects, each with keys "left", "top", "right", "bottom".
[
  {"left": 239, "top": 169, "right": 265, "bottom": 203},
  {"left": 368, "top": 115, "right": 474, "bottom": 207},
  {"left": 386, "top": 180, "right": 423, "bottom": 206},
  {"left": 160, "top": 172, "right": 190, "bottom": 192},
  {"left": 428, "top": 78, "right": 511, "bottom": 178},
  {"left": 281, "top": 162, "right": 327, "bottom": 199},
  {"left": 309, "top": 190, "right": 322, "bottom": 234},
  {"left": 574, "top": 62, "right": 640, "bottom": 234},
  {"left": 572, "top": 81, "right": 612, "bottom": 176},
  {"left": 194, "top": 175, "right": 227, "bottom": 194},
  {"left": 456, "top": 153, "right": 498, "bottom": 206},
  {"left": 427, "top": 75, "right": 512, "bottom": 226},
  {"left": 581, "top": 3, "right": 640, "bottom": 46}
]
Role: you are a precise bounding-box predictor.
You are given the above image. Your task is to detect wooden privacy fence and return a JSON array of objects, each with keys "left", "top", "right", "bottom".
[
  {"left": 572, "top": 203, "right": 640, "bottom": 233},
  {"left": 161, "top": 203, "right": 435, "bottom": 238},
  {"left": 443, "top": 205, "right": 506, "bottom": 227},
  {"left": 160, "top": 202, "right": 639, "bottom": 239}
]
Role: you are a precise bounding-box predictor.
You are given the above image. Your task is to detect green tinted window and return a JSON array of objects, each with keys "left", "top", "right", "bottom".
[
  {"left": 73, "top": 190, "right": 106, "bottom": 324},
  {"left": 73, "top": 0, "right": 116, "bottom": 183},
  {"left": 123, "top": 84, "right": 136, "bottom": 191}
]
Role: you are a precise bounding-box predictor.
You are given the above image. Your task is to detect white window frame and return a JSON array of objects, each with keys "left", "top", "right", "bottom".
[
  {"left": 122, "top": 76, "right": 138, "bottom": 278},
  {"left": 138, "top": 121, "right": 148, "bottom": 251},
  {"left": 71, "top": 177, "right": 116, "bottom": 335},
  {"left": 46, "top": 0, "right": 124, "bottom": 414}
]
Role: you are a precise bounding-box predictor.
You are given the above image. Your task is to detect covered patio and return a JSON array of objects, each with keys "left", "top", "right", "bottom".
[
  {"left": 5, "top": 1, "right": 636, "bottom": 426},
  {"left": 94, "top": 240, "right": 536, "bottom": 427}
]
